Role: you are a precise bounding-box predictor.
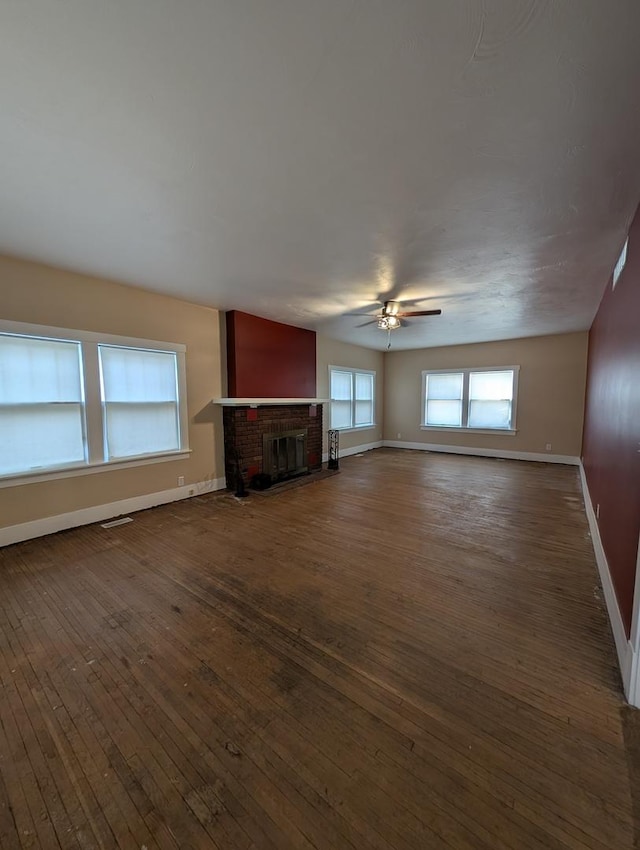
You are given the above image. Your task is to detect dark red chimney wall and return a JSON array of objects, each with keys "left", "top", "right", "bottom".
[
  {"left": 226, "top": 311, "right": 316, "bottom": 397},
  {"left": 582, "top": 204, "right": 640, "bottom": 636}
]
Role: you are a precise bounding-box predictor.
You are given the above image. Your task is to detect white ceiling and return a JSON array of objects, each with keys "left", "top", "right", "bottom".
[{"left": 1, "top": 1, "right": 640, "bottom": 351}]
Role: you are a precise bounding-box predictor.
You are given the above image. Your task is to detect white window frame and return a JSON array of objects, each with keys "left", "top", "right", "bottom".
[
  {"left": 329, "top": 365, "right": 376, "bottom": 431},
  {"left": 0, "top": 319, "right": 190, "bottom": 488},
  {"left": 421, "top": 366, "right": 519, "bottom": 435}
]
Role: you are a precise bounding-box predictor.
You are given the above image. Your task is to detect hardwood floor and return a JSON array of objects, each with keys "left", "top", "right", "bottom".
[{"left": 0, "top": 448, "right": 633, "bottom": 849}]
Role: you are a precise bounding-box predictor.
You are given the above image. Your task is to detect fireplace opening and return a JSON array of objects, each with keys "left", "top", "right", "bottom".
[{"left": 263, "top": 428, "right": 308, "bottom": 483}]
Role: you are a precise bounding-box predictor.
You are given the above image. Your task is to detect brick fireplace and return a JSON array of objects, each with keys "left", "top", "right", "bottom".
[
  {"left": 217, "top": 311, "right": 327, "bottom": 490},
  {"left": 222, "top": 403, "right": 323, "bottom": 490}
]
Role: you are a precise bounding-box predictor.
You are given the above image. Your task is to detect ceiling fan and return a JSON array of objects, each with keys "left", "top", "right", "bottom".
[
  {"left": 355, "top": 300, "right": 442, "bottom": 331},
  {"left": 350, "top": 299, "right": 442, "bottom": 349}
]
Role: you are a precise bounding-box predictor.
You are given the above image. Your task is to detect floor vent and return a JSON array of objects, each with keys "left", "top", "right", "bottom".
[{"left": 101, "top": 517, "right": 133, "bottom": 529}]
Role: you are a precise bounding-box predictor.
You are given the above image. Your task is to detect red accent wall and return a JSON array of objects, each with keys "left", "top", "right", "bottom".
[
  {"left": 582, "top": 204, "right": 640, "bottom": 636},
  {"left": 226, "top": 311, "right": 316, "bottom": 397}
]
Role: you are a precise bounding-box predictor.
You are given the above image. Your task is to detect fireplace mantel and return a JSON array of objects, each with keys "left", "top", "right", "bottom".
[{"left": 213, "top": 397, "right": 329, "bottom": 407}]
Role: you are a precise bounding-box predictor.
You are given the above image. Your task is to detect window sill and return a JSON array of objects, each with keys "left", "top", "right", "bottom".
[
  {"left": 0, "top": 449, "right": 192, "bottom": 489},
  {"left": 332, "top": 424, "right": 377, "bottom": 433},
  {"left": 420, "top": 426, "right": 517, "bottom": 436}
]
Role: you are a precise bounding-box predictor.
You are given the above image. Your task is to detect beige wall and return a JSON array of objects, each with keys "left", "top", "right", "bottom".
[
  {"left": 384, "top": 332, "right": 588, "bottom": 457},
  {"left": 316, "top": 335, "right": 384, "bottom": 451},
  {"left": 0, "top": 255, "right": 224, "bottom": 529}
]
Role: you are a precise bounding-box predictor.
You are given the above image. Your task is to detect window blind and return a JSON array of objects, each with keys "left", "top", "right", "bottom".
[
  {"left": 0, "top": 334, "right": 85, "bottom": 475},
  {"left": 99, "top": 345, "right": 180, "bottom": 459}
]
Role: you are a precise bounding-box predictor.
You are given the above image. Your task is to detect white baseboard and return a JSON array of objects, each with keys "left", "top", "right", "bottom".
[
  {"left": 382, "top": 440, "right": 579, "bottom": 465},
  {"left": 0, "top": 476, "right": 227, "bottom": 548},
  {"left": 628, "top": 540, "right": 640, "bottom": 707},
  {"left": 579, "top": 461, "right": 636, "bottom": 704},
  {"left": 322, "top": 440, "right": 383, "bottom": 463}
]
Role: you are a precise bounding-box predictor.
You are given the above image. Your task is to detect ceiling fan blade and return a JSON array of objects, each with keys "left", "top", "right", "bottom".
[
  {"left": 343, "top": 302, "right": 382, "bottom": 317},
  {"left": 355, "top": 319, "right": 378, "bottom": 328},
  {"left": 396, "top": 309, "right": 442, "bottom": 318}
]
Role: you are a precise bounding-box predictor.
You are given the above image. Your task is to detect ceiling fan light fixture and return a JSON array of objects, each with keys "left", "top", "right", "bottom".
[{"left": 377, "top": 315, "right": 400, "bottom": 330}]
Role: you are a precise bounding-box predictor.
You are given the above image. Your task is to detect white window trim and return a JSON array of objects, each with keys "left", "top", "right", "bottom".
[
  {"left": 0, "top": 319, "right": 190, "bottom": 484},
  {"left": 0, "top": 450, "right": 192, "bottom": 489},
  {"left": 329, "top": 365, "right": 376, "bottom": 431},
  {"left": 421, "top": 365, "right": 519, "bottom": 434}
]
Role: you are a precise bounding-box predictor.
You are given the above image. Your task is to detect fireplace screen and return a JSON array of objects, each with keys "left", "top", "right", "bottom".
[{"left": 263, "top": 428, "right": 308, "bottom": 482}]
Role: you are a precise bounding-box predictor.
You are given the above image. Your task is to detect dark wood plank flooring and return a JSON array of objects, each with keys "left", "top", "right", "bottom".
[{"left": 0, "top": 448, "right": 633, "bottom": 849}]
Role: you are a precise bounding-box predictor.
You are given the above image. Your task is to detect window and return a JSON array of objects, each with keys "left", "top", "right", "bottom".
[
  {"left": 99, "top": 346, "right": 180, "bottom": 460},
  {"left": 0, "top": 335, "right": 86, "bottom": 476},
  {"left": 330, "top": 367, "right": 375, "bottom": 430},
  {"left": 0, "top": 321, "right": 189, "bottom": 482},
  {"left": 422, "top": 367, "right": 518, "bottom": 433},
  {"left": 424, "top": 372, "right": 463, "bottom": 427}
]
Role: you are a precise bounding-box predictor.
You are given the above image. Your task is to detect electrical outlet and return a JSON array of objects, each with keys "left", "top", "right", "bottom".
[
  {"left": 397, "top": 432, "right": 401, "bottom": 439},
  {"left": 545, "top": 443, "right": 552, "bottom": 452},
  {"left": 178, "top": 475, "right": 185, "bottom": 486},
  {"left": 596, "top": 503, "right": 600, "bottom": 520}
]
